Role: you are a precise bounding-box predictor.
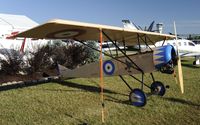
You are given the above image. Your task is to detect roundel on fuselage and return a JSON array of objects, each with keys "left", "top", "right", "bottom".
[{"left": 103, "top": 60, "right": 115, "bottom": 75}]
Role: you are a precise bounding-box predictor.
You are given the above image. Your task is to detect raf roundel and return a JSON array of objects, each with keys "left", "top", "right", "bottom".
[
  {"left": 53, "top": 31, "right": 79, "bottom": 38},
  {"left": 103, "top": 60, "right": 115, "bottom": 75},
  {"left": 46, "top": 29, "right": 85, "bottom": 39}
]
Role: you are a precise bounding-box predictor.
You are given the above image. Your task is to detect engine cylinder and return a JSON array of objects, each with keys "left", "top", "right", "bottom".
[{"left": 153, "top": 45, "right": 177, "bottom": 74}]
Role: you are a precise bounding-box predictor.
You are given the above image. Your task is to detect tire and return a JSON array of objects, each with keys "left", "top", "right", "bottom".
[
  {"left": 151, "top": 81, "right": 166, "bottom": 96},
  {"left": 129, "top": 88, "right": 147, "bottom": 107},
  {"left": 193, "top": 61, "right": 196, "bottom": 65}
]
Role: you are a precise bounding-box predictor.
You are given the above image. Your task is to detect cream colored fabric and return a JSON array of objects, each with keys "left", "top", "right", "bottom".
[{"left": 16, "top": 19, "right": 175, "bottom": 46}]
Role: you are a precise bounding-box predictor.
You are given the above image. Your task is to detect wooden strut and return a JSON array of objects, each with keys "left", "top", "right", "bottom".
[
  {"left": 138, "top": 34, "right": 153, "bottom": 51},
  {"left": 99, "top": 29, "right": 105, "bottom": 123},
  {"left": 162, "top": 37, "right": 167, "bottom": 46},
  {"left": 20, "top": 38, "right": 26, "bottom": 53}
]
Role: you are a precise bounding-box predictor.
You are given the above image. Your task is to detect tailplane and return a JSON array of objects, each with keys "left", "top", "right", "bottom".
[{"left": 57, "top": 64, "right": 73, "bottom": 79}]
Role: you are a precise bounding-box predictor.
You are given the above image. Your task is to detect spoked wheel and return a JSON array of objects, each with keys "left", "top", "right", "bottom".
[
  {"left": 151, "top": 81, "right": 166, "bottom": 96},
  {"left": 129, "top": 89, "right": 147, "bottom": 107}
]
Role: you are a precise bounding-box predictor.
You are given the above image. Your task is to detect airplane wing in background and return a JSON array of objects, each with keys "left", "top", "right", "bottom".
[
  {"left": 15, "top": 19, "right": 175, "bottom": 45},
  {"left": 179, "top": 52, "right": 200, "bottom": 57}
]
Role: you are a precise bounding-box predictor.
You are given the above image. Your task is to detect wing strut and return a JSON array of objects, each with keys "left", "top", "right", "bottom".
[
  {"left": 137, "top": 34, "right": 153, "bottom": 51},
  {"left": 78, "top": 41, "right": 140, "bottom": 71},
  {"left": 99, "top": 29, "right": 105, "bottom": 123},
  {"left": 20, "top": 38, "right": 26, "bottom": 53},
  {"left": 102, "top": 31, "right": 144, "bottom": 74}
]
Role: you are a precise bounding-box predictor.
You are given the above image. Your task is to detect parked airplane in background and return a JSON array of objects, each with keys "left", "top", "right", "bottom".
[
  {"left": 122, "top": 19, "right": 155, "bottom": 32},
  {"left": 122, "top": 20, "right": 200, "bottom": 66},
  {"left": 155, "top": 39, "right": 200, "bottom": 65},
  {"left": 98, "top": 41, "right": 125, "bottom": 52}
]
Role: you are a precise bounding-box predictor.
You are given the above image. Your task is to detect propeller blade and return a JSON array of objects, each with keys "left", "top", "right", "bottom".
[
  {"left": 174, "top": 21, "right": 184, "bottom": 93},
  {"left": 177, "top": 57, "right": 184, "bottom": 93}
]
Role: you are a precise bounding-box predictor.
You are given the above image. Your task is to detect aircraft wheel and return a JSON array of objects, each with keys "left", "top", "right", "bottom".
[
  {"left": 129, "top": 89, "right": 147, "bottom": 107},
  {"left": 193, "top": 61, "right": 196, "bottom": 65},
  {"left": 151, "top": 81, "right": 166, "bottom": 96}
]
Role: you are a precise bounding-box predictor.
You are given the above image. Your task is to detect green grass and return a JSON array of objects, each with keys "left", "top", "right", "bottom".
[{"left": 0, "top": 58, "right": 200, "bottom": 125}]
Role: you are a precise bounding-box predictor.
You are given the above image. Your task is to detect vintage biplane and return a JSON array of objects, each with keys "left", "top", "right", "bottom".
[{"left": 15, "top": 19, "right": 184, "bottom": 107}]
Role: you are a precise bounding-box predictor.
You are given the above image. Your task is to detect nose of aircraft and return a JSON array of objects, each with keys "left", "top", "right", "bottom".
[
  {"left": 153, "top": 44, "right": 184, "bottom": 93},
  {"left": 153, "top": 45, "right": 177, "bottom": 74}
]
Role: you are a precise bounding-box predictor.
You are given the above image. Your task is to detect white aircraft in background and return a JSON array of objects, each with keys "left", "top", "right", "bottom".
[
  {"left": 122, "top": 20, "right": 200, "bottom": 65},
  {"left": 155, "top": 39, "right": 200, "bottom": 65},
  {"left": 98, "top": 42, "right": 125, "bottom": 51}
]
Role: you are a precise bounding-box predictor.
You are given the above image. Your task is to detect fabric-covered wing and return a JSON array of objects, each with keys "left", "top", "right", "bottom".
[{"left": 16, "top": 19, "right": 175, "bottom": 45}]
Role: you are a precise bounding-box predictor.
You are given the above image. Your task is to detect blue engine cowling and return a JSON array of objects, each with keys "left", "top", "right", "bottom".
[{"left": 153, "top": 45, "right": 177, "bottom": 74}]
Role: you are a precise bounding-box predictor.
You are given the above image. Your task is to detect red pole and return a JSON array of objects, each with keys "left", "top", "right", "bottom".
[{"left": 20, "top": 38, "right": 26, "bottom": 53}]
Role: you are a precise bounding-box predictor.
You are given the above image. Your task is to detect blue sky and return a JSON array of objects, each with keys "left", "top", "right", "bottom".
[{"left": 1, "top": 0, "right": 200, "bottom": 34}]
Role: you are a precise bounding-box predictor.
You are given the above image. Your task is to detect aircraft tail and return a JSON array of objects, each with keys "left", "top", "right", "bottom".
[
  {"left": 147, "top": 21, "right": 155, "bottom": 31},
  {"left": 122, "top": 20, "right": 138, "bottom": 30},
  {"left": 57, "top": 64, "right": 74, "bottom": 79}
]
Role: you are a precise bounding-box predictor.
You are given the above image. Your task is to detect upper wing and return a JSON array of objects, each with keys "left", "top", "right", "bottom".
[{"left": 15, "top": 19, "right": 175, "bottom": 45}]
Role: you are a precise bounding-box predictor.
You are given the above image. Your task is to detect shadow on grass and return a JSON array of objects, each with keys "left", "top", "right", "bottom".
[
  {"left": 105, "top": 93, "right": 200, "bottom": 108},
  {"left": 0, "top": 79, "right": 126, "bottom": 97},
  {"left": 162, "top": 97, "right": 200, "bottom": 107},
  {"left": 64, "top": 113, "right": 88, "bottom": 125},
  {"left": 55, "top": 80, "right": 131, "bottom": 106},
  {"left": 56, "top": 80, "right": 126, "bottom": 95},
  {"left": 105, "top": 94, "right": 130, "bottom": 106},
  {"left": 0, "top": 81, "right": 49, "bottom": 91}
]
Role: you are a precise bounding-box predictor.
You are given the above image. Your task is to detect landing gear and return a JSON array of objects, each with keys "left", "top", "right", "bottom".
[
  {"left": 120, "top": 74, "right": 167, "bottom": 107},
  {"left": 119, "top": 75, "right": 147, "bottom": 107},
  {"left": 129, "top": 89, "right": 146, "bottom": 107},
  {"left": 193, "top": 57, "right": 200, "bottom": 65},
  {"left": 193, "top": 61, "right": 196, "bottom": 65},
  {"left": 151, "top": 81, "right": 166, "bottom": 96}
]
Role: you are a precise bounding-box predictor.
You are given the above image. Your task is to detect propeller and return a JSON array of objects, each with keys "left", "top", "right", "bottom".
[{"left": 174, "top": 21, "right": 184, "bottom": 94}]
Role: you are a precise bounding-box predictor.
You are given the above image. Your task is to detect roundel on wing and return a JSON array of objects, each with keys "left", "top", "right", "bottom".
[
  {"left": 46, "top": 29, "right": 85, "bottom": 39},
  {"left": 103, "top": 60, "right": 115, "bottom": 75}
]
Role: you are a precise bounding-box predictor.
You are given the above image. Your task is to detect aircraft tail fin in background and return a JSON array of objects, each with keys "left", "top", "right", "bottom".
[
  {"left": 122, "top": 20, "right": 138, "bottom": 30},
  {"left": 122, "top": 20, "right": 155, "bottom": 32},
  {"left": 147, "top": 21, "right": 155, "bottom": 31}
]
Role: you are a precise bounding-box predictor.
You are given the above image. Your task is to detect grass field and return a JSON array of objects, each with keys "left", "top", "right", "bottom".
[{"left": 0, "top": 58, "right": 199, "bottom": 125}]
